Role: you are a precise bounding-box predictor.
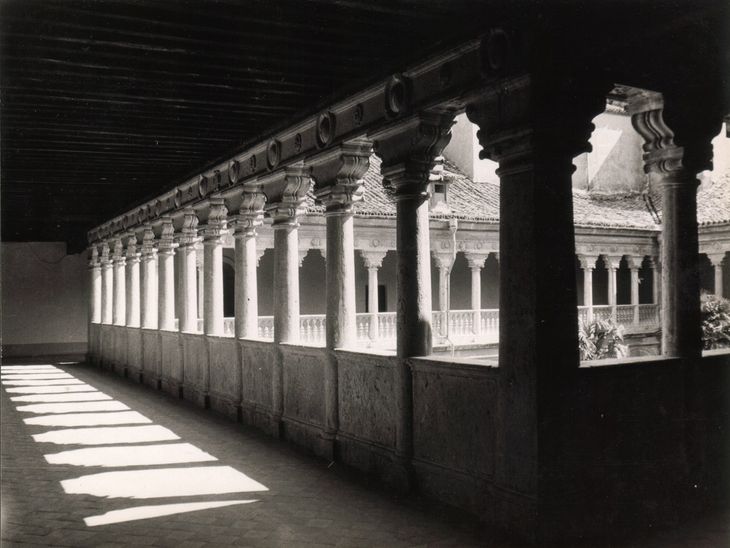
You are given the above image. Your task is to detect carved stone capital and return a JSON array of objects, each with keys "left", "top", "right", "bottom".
[
  {"left": 111, "top": 238, "right": 126, "bottom": 265},
  {"left": 100, "top": 242, "right": 112, "bottom": 267},
  {"left": 432, "top": 252, "right": 455, "bottom": 271},
  {"left": 200, "top": 198, "right": 228, "bottom": 243},
  {"left": 603, "top": 255, "right": 623, "bottom": 270},
  {"left": 311, "top": 139, "right": 372, "bottom": 215},
  {"left": 178, "top": 208, "right": 200, "bottom": 247},
  {"left": 465, "top": 252, "right": 488, "bottom": 270},
  {"left": 707, "top": 253, "right": 727, "bottom": 267},
  {"left": 125, "top": 233, "right": 140, "bottom": 264},
  {"left": 141, "top": 226, "right": 157, "bottom": 259},
  {"left": 158, "top": 217, "right": 177, "bottom": 254},
  {"left": 88, "top": 245, "right": 100, "bottom": 269},
  {"left": 371, "top": 111, "right": 455, "bottom": 201},
  {"left": 625, "top": 255, "right": 643, "bottom": 271},
  {"left": 263, "top": 163, "right": 312, "bottom": 228},
  {"left": 577, "top": 255, "right": 598, "bottom": 270},
  {"left": 359, "top": 250, "right": 387, "bottom": 270},
  {"left": 232, "top": 189, "right": 266, "bottom": 238}
]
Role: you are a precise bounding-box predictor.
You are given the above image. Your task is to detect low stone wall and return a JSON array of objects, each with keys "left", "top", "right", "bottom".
[{"left": 208, "top": 336, "right": 240, "bottom": 420}]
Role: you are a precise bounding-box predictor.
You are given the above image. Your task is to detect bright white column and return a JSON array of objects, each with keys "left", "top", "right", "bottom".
[
  {"left": 158, "top": 218, "right": 177, "bottom": 331},
  {"left": 361, "top": 251, "right": 387, "bottom": 342},
  {"left": 709, "top": 254, "right": 725, "bottom": 298},
  {"left": 179, "top": 208, "right": 200, "bottom": 333},
  {"left": 101, "top": 242, "right": 113, "bottom": 324},
  {"left": 578, "top": 255, "right": 596, "bottom": 323},
  {"left": 125, "top": 233, "right": 141, "bottom": 328},
  {"left": 466, "top": 253, "right": 488, "bottom": 337},
  {"left": 112, "top": 238, "right": 126, "bottom": 326},
  {"left": 233, "top": 190, "right": 265, "bottom": 339},
  {"left": 606, "top": 256, "right": 621, "bottom": 321},
  {"left": 196, "top": 247, "right": 204, "bottom": 320},
  {"left": 201, "top": 198, "right": 227, "bottom": 337},
  {"left": 140, "top": 226, "right": 158, "bottom": 330},
  {"left": 628, "top": 257, "right": 641, "bottom": 325},
  {"left": 89, "top": 246, "right": 102, "bottom": 324},
  {"left": 433, "top": 252, "right": 455, "bottom": 338}
]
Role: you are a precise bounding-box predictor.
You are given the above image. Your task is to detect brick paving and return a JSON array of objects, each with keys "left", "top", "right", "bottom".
[{"left": 2, "top": 357, "right": 729, "bottom": 547}]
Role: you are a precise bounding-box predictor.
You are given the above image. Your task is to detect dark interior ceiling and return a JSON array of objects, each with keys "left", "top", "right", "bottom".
[
  {"left": 1, "top": 0, "right": 495, "bottom": 251},
  {"left": 2, "top": 1, "right": 726, "bottom": 252}
]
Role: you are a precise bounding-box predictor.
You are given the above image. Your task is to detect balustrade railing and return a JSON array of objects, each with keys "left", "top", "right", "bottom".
[{"left": 163, "top": 304, "right": 661, "bottom": 346}]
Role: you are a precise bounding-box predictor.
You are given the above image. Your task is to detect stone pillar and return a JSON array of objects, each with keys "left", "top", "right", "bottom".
[
  {"left": 578, "top": 255, "right": 596, "bottom": 323},
  {"left": 89, "top": 246, "right": 102, "bottom": 324},
  {"left": 101, "top": 242, "right": 113, "bottom": 324},
  {"left": 232, "top": 189, "right": 265, "bottom": 339},
  {"left": 200, "top": 198, "right": 227, "bottom": 337},
  {"left": 605, "top": 256, "right": 621, "bottom": 321},
  {"left": 465, "top": 253, "right": 488, "bottom": 337},
  {"left": 312, "top": 140, "right": 372, "bottom": 455},
  {"left": 196, "top": 248, "right": 204, "bottom": 320},
  {"left": 433, "top": 252, "right": 455, "bottom": 338},
  {"left": 264, "top": 164, "right": 311, "bottom": 435},
  {"left": 650, "top": 256, "right": 661, "bottom": 306},
  {"left": 360, "top": 251, "right": 387, "bottom": 341},
  {"left": 467, "top": 71, "right": 605, "bottom": 534},
  {"left": 140, "top": 226, "right": 158, "bottom": 330},
  {"left": 630, "top": 93, "right": 710, "bottom": 358},
  {"left": 158, "top": 218, "right": 177, "bottom": 331},
  {"left": 627, "top": 257, "right": 641, "bottom": 325},
  {"left": 371, "top": 111, "right": 454, "bottom": 481},
  {"left": 708, "top": 254, "right": 725, "bottom": 298},
  {"left": 125, "top": 233, "right": 141, "bottom": 328},
  {"left": 112, "top": 238, "right": 126, "bottom": 326},
  {"left": 178, "top": 208, "right": 200, "bottom": 333}
]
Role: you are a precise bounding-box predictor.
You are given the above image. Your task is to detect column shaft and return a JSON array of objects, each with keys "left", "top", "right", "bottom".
[
  {"left": 368, "top": 266, "right": 379, "bottom": 340},
  {"left": 273, "top": 226, "right": 300, "bottom": 343},
  {"left": 470, "top": 266, "right": 481, "bottom": 336},
  {"left": 714, "top": 263, "right": 724, "bottom": 298},
  {"left": 141, "top": 254, "right": 158, "bottom": 329},
  {"left": 203, "top": 242, "right": 224, "bottom": 336},
  {"left": 180, "top": 244, "right": 199, "bottom": 332},
  {"left": 102, "top": 261, "right": 113, "bottom": 324},
  {"left": 113, "top": 255, "right": 126, "bottom": 326},
  {"left": 608, "top": 266, "right": 617, "bottom": 320},
  {"left": 583, "top": 268, "right": 594, "bottom": 322},
  {"left": 235, "top": 235, "right": 259, "bottom": 338},
  {"left": 90, "top": 266, "right": 102, "bottom": 324},
  {"left": 158, "top": 250, "right": 175, "bottom": 330},
  {"left": 326, "top": 212, "right": 356, "bottom": 349},
  {"left": 631, "top": 267, "right": 640, "bottom": 324},
  {"left": 125, "top": 241, "right": 141, "bottom": 327}
]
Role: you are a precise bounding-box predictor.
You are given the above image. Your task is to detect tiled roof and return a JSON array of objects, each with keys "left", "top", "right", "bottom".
[{"left": 305, "top": 154, "right": 727, "bottom": 231}]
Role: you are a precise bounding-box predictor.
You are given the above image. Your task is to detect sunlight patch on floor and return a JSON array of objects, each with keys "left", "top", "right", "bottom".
[
  {"left": 62, "top": 466, "right": 269, "bottom": 499},
  {"left": 84, "top": 499, "right": 258, "bottom": 527},
  {"left": 2, "top": 379, "right": 85, "bottom": 386},
  {"left": 2, "top": 374, "right": 75, "bottom": 380},
  {"left": 33, "top": 425, "right": 180, "bottom": 445},
  {"left": 24, "top": 411, "right": 151, "bottom": 427},
  {"left": 5, "top": 384, "right": 99, "bottom": 394},
  {"left": 16, "top": 400, "right": 129, "bottom": 414},
  {"left": 11, "top": 392, "right": 113, "bottom": 403},
  {"left": 45, "top": 443, "right": 217, "bottom": 467}
]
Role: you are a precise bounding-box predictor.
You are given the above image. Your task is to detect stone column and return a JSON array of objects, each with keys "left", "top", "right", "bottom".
[
  {"left": 578, "top": 255, "right": 597, "bottom": 323},
  {"left": 360, "top": 251, "right": 387, "bottom": 341},
  {"left": 433, "top": 252, "right": 455, "bottom": 338},
  {"left": 201, "top": 198, "right": 228, "bottom": 337},
  {"left": 371, "top": 111, "right": 454, "bottom": 482},
  {"left": 232, "top": 189, "right": 266, "bottom": 339},
  {"left": 125, "top": 233, "right": 141, "bottom": 328},
  {"left": 196, "top": 248, "right": 204, "bottom": 320},
  {"left": 708, "top": 254, "right": 725, "bottom": 298},
  {"left": 101, "top": 242, "right": 113, "bottom": 324},
  {"left": 158, "top": 218, "right": 177, "bottom": 331},
  {"left": 630, "top": 93, "right": 711, "bottom": 358},
  {"left": 627, "top": 257, "right": 641, "bottom": 325},
  {"left": 312, "top": 140, "right": 372, "bottom": 455},
  {"left": 264, "top": 164, "right": 312, "bottom": 435},
  {"left": 112, "top": 238, "right": 126, "bottom": 326},
  {"left": 178, "top": 208, "right": 200, "bottom": 333},
  {"left": 650, "top": 256, "right": 661, "bottom": 305},
  {"left": 467, "top": 71, "right": 606, "bottom": 532},
  {"left": 140, "top": 226, "right": 158, "bottom": 330},
  {"left": 89, "top": 246, "right": 102, "bottom": 324},
  {"left": 605, "top": 256, "right": 621, "bottom": 321},
  {"left": 465, "top": 253, "right": 488, "bottom": 337}
]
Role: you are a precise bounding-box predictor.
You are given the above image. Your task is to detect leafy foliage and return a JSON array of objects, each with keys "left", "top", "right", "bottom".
[
  {"left": 701, "top": 292, "right": 730, "bottom": 350},
  {"left": 578, "top": 318, "right": 628, "bottom": 361}
]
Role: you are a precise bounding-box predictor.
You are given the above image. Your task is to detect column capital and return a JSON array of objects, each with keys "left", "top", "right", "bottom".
[
  {"left": 158, "top": 217, "right": 177, "bottom": 254},
  {"left": 648, "top": 256, "right": 660, "bottom": 269},
  {"left": 141, "top": 225, "right": 157, "bottom": 259},
  {"left": 111, "top": 237, "right": 126, "bottom": 265},
  {"left": 263, "top": 163, "right": 312, "bottom": 228},
  {"left": 370, "top": 111, "right": 455, "bottom": 201},
  {"left": 359, "top": 250, "right": 387, "bottom": 270},
  {"left": 200, "top": 198, "right": 228, "bottom": 243},
  {"left": 178, "top": 207, "right": 200, "bottom": 247},
  {"left": 231, "top": 189, "right": 266, "bottom": 238},
  {"left": 432, "top": 251, "right": 455, "bottom": 271},
  {"left": 311, "top": 139, "right": 372, "bottom": 216},
  {"left": 125, "top": 232, "right": 140, "bottom": 264},
  {"left": 465, "top": 252, "right": 488, "bottom": 270},
  {"left": 100, "top": 241, "right": 112, "bottom": 267},
  {"left": 577, "top": 254, "right": 597, "bottom": 270},
  {"left": 628, "top": 90, "right": 685, "bottom": 176},
  {"left": 625, "top": 255, "right": 643, "bottom": 271},
  {"left": 603, "top": 255, "right": 622, "bottom": 270},
  {"left": 88, "top": 245, "right": 100, "bottom": 269},
  {"left": 706, "top": 253, "right": 726, "bottom": 267}
]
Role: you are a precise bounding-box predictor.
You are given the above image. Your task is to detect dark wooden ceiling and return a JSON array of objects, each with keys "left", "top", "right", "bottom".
[{"left": 1, "top": 0, "right": 492, "bottom": 250}]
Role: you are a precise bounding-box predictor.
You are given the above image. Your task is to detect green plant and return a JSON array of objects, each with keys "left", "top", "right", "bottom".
[
  {"left": 701, "top": 292, "right": 730, "bottom": 350},
  {"left": 578, "top": 318, "right": 628, "bottom": 361}
]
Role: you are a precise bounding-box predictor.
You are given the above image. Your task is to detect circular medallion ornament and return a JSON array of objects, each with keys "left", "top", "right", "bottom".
[
  {"left": 266, "top": 139, "right": 281, "bottom": 170},
  {"left": 315, "top": 112, "right": 336, "bottom": 149},
  {"left": 385, "top": 74, "right": 410, "bottom": 118},
  {"left": 198, "top": 176, "right": 208, "bottom": 197},
  {"left": 250, "top": 155, "right": 257, "bottom": 173},
  {"left": 294, "top": 133, "right": 303, "bottom": 153},
  {"left": 229, "top": 160, "right": 241, "bottom": 184},
  {"left": 353, "top": 103, "right": 364, "bottom": 125}
]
